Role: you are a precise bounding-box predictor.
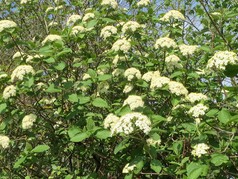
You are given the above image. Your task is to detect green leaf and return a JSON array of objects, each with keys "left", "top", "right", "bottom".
[
  {"left": 206, "top": 109, "right": 219, "bottom": 117},
  {"left": 87, "top": 69, "right": 97, "bottom": 79},
  {"left": 98, "top": 74, "right": 112, "bottom": 81},
  {"left": 218, "top": 108, "right": 231, "bottom": 124},
  {"left": 0, "top": 103, "right": 7, "bottom": 114},
  {"left": 54, "top": 61, "right": 66, "bottom": 71},
  {"left": 14, "top": 156, "right": 27, "bottom": 169},
  {"left": 186, "top": 162, "right": 208, "bottom": 179},
  {"left": 68, "top": 127, "right": 81, "bottom": 139},
  {"left": 24, "top": 76, "right": 34, "bottom": 88},
  {"left": 224, "top": 64, "right": 238, "bottom": 77},
  {"left": 124, "top": 174, "right": 133, "bottom": 179},
  {"left": 173, "top": 141, "right": 183, "bottom": 155},
  {"left": 95, "top": 129, "right": 111, "bottom": 139},
  {"left": 211, "top": 153, "right": 229, "bottom": 166},
  {"left": 56, "top": 48, "right": 72, "bottom": 57},
  {"left": 86, "top": 20, "right": 98, "bottom": 28},
  {"left": 131, "top": 156, "right": 144, "bottom": 174},
  {"left": 68, "top": 93, "right": 78, "bottom": 103},
  {"left": 45, "top": 84, "right": 62, "bottom": 93},
  {"left": 44, "top": 57, "right": 55, "bottom": 63},
  {"left": 92, "top": 98, "right": 109, "bottom": 108},
  {"left": 78, "top": 96, "right": 90, "bottom": 104},
  {"left": 150, "top": 160, "right": 162, "bottom": 173},
  {"left": 70, "top": 132, "right": 90, "bottom": 142},
  {"left": 114, "top": 139, "right": 129, "bottom": 154},
  {"left": 31, "top": 145, "right": 50, "bottom": 153}
]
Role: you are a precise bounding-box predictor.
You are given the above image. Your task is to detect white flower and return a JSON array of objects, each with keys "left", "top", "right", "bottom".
[
  {"left": 0, "top": 135, "right": 10, "bottom": 149},
  {"left": 71, "top": 25, "right": 86, "bottom": 35},
  {"left": 111, "top": 112, "right": 151, "bottom": 135},
  {"left": 150, "top": 76, "right": 170, "bottom": 90},
  {"left": 137, "top": 0, "right": 150, "bottom": 7},
  {"left": 187, "top": 93, "right": 208, "bottom": 103},
  {"left": 124, "top": 67, "right": 141, "bottom": 81},
  {"left": 3, "top": 85, "right": 16, "bottom": 99},
  {"left": 0, "top": 20, "right": 17, "bottom": 33},
  {"left": 168, "top": 81, "right": 188, "bottom": 96},
  {"left": 48, "top": 21, "right": 58, "bottom": 27},
  {"left": 112, "top": 68, "right": 124, "bottom": 77},
  {"left": 146, "top": 138, "right": 161, "bottom": 147},
  {"left": 11, "top": 65, "right": 35, "bottom": 82},
  {"left": 82, "top": 13, "right": 95, "bottom": 22},
  {"left": 179, "top": 44, "right": 198, "bottom": 56},
  {"left": 123, "top": 84, "right": 134, "bottom": 93},
  {"left": 206, "top": 51, "right": 238, "bottom": 71},
  {"left": 0, "top": 73, "right": 7, "bottom": 79},
  {"left": 165, "top": 55, "right": 182, "bottom": 72},
  {"left": 101, "top": 0, "right": 118, "bottom": 9},
  {"left": 20, "top": 0, "right": 28, "bottom": 4},
  {"left": 142, "top": 71, "right": 154, "bottom": 82},
  {"left": 12, "top": 51, "right": 25, "bottom": 60},
  {"left": 154, "top": 37, "right": 177, "bottom": 49},
  {"left": 191, "top": 143, "right": 209, "bottom": 157},
  {"left": 104, "top": 113, "right": 119, "bottom": 129},
  {"left": 39, "top": 98, "right": 56, "bottom": 105},
  {"left": 42, "top": 34, "right": 63, "bottom": 45},
  {"left": 112, "top": 55, "right": 126, "bottom": 66},
  {"left": 112, "top": 38, "right": 131, "bottom": 53},
  {"left": 66, "top": 14, "right": 81, "bottom": 26},
  {"left": 188, "top": 104, "right": 208, "bottom": 118},
  {"left": 122, "top": 21, "right": 141, "bottom": 33},
  {"left": 100, "top": 26, "right": 117, "bottom": 39},
  {"left": 160, "top": 10, "right": 185, "bottom": 21},
  {"left": 123, "top": 95, "right": 144, "bottom": 110},
  {"left": 82, "top": 73, "right": 91, "bottom": 80},
  {"left": 22, "top": 114, "right": 37, "bottom": 129},
  {"left": 122, "top": 163, "right": 136, "bottom": 173}
]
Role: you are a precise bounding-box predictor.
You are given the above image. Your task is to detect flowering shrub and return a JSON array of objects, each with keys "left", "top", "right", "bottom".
[{"left": 0, "top": 0, "right": 238, "bottom": 178}]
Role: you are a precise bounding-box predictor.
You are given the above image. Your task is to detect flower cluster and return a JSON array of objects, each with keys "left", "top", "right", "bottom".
[
  {"left": 188, "top": 103, "right": 208, "bottom": 118},
  {"left": 111, "top": 38, "right": 131, "bottom": 53},
  {"left": 20, "top": 0, "right": 29, "bottom": 4},
  {"left": 142, "top": 70, "right": 160, "bottom": 82},
  {"left": 122, "top": 21, "right": 142, "bottom": 33},
  {"left": 206, "top": 51, "right": 238, "bottom": 71},
  {"left": 71, "top": 26, "right": 86, "bottom": 35},
  {"left": 22, "top": 114, "right": 37, "bottom": 129},
  {"left": 187, "top": 93, "right": 208, "bottom": 103},
  {"left": 66, "top": 14, "right": 81, "bottom": 26},
  {"left": 107, "top": 112, "right": 151, "bottom": 135},
  {"left": 123, "top": 84, "right": 134, "bottom": 93},
  {"left": 0, "top": 20, "right": 17, "bottom": 33},
  {"left": 191, "top": 143, "right": 209, "bottom": 157},
  {"left": 42, "top": 34, "right": 63, "bottom": 45},
  {"left": 146, "top": 138, "right": 161, "bottom": 147},
  {"left": 168, "top": 81, "right": 188, "bottom": 96},
  {"left": 123, "top": 95, "right": 144, "bottom": 110},
  {"left": 100, "top": 26, "right": 117, "bottom": 39},
  {"left": 179, "top": 44, "right": 198, "bottom": 56},
  {"left": 11, "top": 65, "right": 35, "bottom": 82},
  {"left": 122, "top": 163, "right": 136, "bottom": 173},
  {"left": 101, "top": 0, "right": 118, "bottom": 9},
  {"left": 160, "top": 10, "right": 185, "bottom": 22},
  {"left": 0, "top": 135, "right": 10, "bottom": 149},
  {"left": 124, "top": 67, "right": 141, "bottom": 81},
  {"left": 154, "top": 37, "right": 177, "bottom": 49},
  {"left": 137, "top": 0, "right": 150, "bottom": 6},
  {"left": 103, "top": 113, "right": 119, "bottom": 129},
  {"left": 3, "top": 85, "right": 17, "bottom": 99},
  {"left": 82, "top": 13, "right": 95, "bottom": 22},
  {"left": 165, "top": 55, "right": 182, "bottom": 71},
  {"left": 150, "top": 76, "right": 170, "bottom": 90}
]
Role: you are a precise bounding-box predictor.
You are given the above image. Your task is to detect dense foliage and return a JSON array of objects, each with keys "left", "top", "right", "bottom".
[{"left": 0, "top": 0, "right": 238, "bottom": 178}]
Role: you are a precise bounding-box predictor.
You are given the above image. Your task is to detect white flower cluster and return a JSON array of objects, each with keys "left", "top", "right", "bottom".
[
  {"left": 82, "top": 13, "right": 95, "bottom": 22},
  {"left": 146, "top": 138, "right": 161, "bottom": 147},
  {"left": 111, "top": 38, "right": 131, "bottom": 53},
  {"left": 160, "top": 10, "right": 185, "bottom": 22},
  {"left": 179, "top": 44, "right": 198, "bottom": 56},
  {"left": 11, "top": 65, "right": 35, "bottom": 82},
  {"left": 101, "top": 0, "right": 118, "bottom": 9},
  {"left": 71, "top": 26, "right": 85, "bottom": 36},
  {"left": 104, "top": 113, "right": 119, "bottom": 129},
  {"left": 13, "top": 51, "right": 25, "bottom": 60},
  {"left": 110, "top": 112, "right": 151, "bottom": 135},
  {"left": 3, "top": 85, "right": 16, "bottom": 99},
  {"left": 188, "top": 103, "right": 208, "bottom": 118},
  {"left": 154, "top": 37, "right": 177, "bottom": 49},
  {"left": 20, "top": 0, "right": 29, "bottom": 4},
  {"left": 100, "top": 26, "right": 117, "bottom": 39},
  {"left": 122, "top": 21, "right": 142, "bottom": 33},
  {"left": 122, "top": 163, "right": 136, "bottom": 173},
  {"left": 150, "top": 76, "right": 170, "bottom": 90},
  {"left": 187, "top": 93, "right": 208, "bottom": 103},
  {"left": 142, "top": 71, "right": 160, "bottom": 82},
  {"left": 168, "top": 81, "right": 188, "bottom": 96},
  {"left": 137, "top": 0, "right": 150, "bottom": 6},
  {"left": 124, "top": 67, "right": 141, "bottom": 81},
  {"left": 0, "top": 20, "right": 17, "bottom": 33},
  {"left": 66, "top": 14, "right": 81, "bottom": 26},
  {"left": 206, "top": 51, "right": 238, "bottom": 71},
  {"left": 22, "top": 114, "right": 37, "bottom": 129},
  {"left": 191, "top": 143, "right": 209, "bottom": 157},
  {"left": 112, "top": 55, "right": 126, "bottom": 66},
  {"left": 123, "top": 95, "right": 144, "bottom": 110},
  {"left": 165, "top": 55, "right": 182, "bottom": 71},
  {"left": 0, "top": 135, "right": 10, "bottom": 149},
  {"left": 42, "top": 34, "right": 63, "bottom": 45}
]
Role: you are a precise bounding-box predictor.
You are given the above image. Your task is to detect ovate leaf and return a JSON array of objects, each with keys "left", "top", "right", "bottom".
[
  {"left": 211, "top": 153, "right": 229, "bottom": 166},
  {"left": 150, "top": 160, "right": 162, "bottom": 173},
  {"left": 92, "top": 98, "right": 109, "bottom": 108},
  {"left": 31, "top": 145, "right": 50, "bottom": 153}
]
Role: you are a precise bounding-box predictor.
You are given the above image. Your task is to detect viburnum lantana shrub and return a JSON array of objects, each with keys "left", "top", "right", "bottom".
[{"left": 0, "top": 0, "right": 238, "bottom": 178}]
